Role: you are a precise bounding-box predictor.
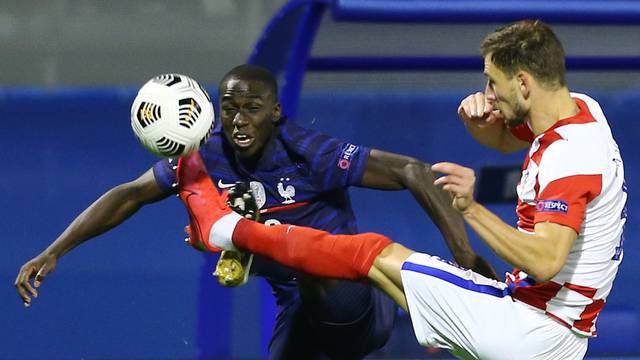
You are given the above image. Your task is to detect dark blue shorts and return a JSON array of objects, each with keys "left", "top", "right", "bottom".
[{"left": 268, "top": 280, "right": 397, "bottom": 359}]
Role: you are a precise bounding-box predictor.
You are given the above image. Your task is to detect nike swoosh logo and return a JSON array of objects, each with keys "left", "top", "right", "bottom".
[{"left": 217, "top": 179, "right": 236, "bottom": 189}]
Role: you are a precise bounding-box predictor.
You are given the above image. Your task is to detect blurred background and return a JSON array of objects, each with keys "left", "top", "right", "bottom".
[{"left": 1, "top": 1, "right": 639, "bottom": 359}]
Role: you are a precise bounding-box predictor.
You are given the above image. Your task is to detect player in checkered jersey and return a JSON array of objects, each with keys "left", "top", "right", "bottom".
[{"left": 177, "top": 20, "right": 626, "bottom": 359}]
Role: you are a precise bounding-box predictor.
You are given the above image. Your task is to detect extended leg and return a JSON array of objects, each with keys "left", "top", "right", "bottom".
[
  {"left": 216, "top": 206, "right": 415, "bottom": 312},
  {"left": 178, "top": 151, "right": 409, "bottom": 307},
  {"left": 368, "top": 243, "right": 415, "bottom": 311},
  {"left": 232, "top": 221, "right": 392, "bottom": 281}
]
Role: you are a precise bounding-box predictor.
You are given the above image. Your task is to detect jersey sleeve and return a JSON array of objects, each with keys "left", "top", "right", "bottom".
[
  {"left": 310, "top": 139, "right": 370, "bottom": 190},
  {"left": 534, "top": 175, "right": 602, "bottom": 233},
  {"left": 152, "top": 158, "right": 178, "bottom": 193},
  {"left": 282, "top": 121, "right": 370, "bottom": 191},
  {"left": 534, "top": 140, "right": 603, "bottom": 233},
  {"left": 509, "top": 122, "right": 535, "bottom": 143}
]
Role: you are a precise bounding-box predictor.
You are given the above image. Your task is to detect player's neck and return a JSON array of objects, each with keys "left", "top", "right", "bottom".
[
  {"left": 235, "top": 133, "right": 278, "bottom": 170},
  {"left": 528, "top": 87, "right": 579, "bottom": 135}
]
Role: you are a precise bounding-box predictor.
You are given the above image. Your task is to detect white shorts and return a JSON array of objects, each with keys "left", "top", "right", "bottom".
[{"left": 400, "top": 253, "right": 588, "bottom": 360}]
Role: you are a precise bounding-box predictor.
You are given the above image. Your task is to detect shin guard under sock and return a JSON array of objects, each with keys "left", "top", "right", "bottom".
[{"left": 232, "top": 220, "right": 392, "bottom": 280}]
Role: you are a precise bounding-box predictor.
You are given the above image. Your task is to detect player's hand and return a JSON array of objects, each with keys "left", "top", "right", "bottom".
[
  {"left": 457, "top": 84, "right": 504, "bottom": 127},
  {"left": 15, "top": 253, "right": 57, "bottom": 307},
  {"left": 432, "top": 162, "right": 476, "bottom": 212}
]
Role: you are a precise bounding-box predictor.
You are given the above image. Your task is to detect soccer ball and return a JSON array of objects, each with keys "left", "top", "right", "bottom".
[{"left": 130, "top": 73, "right": 215, "bottom": 158}]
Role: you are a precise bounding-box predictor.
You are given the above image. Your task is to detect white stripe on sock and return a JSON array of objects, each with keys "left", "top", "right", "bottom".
[{"left": 210, "top": 212, "right": 243, "bottom": 251}]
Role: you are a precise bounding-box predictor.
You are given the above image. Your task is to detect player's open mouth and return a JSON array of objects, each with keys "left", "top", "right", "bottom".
[{"left": 233, "top": 133, "right": 254, "bottom": 148}]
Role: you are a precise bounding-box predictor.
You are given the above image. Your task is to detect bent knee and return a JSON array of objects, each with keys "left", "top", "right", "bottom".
[{"left": 372, "top": 243, "right": 415, "bottom": 276}]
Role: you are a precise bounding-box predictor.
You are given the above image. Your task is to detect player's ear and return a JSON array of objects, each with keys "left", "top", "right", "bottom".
[
  {"left": 272, "top": 103, "right": 282, "bottom": 124},
  {"left": 517, "top": 71, "right": 531, "bottom": 99}
]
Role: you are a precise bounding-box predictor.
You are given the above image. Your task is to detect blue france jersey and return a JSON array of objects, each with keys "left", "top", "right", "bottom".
[{"left": 153, "top": 119, "right": 370, "bottom": 306}]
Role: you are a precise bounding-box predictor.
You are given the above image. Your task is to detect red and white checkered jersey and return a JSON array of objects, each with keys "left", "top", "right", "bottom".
[{"left": 506, "top": 93, "right": 627, "bottom": 337}]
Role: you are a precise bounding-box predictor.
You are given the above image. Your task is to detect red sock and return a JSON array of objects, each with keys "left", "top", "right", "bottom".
[{"left": 232, "top": 220, "right": 392, "bottom": 280}]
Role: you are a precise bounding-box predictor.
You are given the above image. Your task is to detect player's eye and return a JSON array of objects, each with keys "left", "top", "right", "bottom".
[
  {"left": 245, "top": 104, "right": 262, "bottom": 113},
  {"left": 487, "top": 80, "right": 497, "bottom": 92},
  {"left": 222, "top": 107, "right": 237, "bottom": 115}
]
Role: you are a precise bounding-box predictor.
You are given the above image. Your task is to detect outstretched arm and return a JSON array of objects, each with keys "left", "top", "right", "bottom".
[
  {"left": 360, "top": 149, "right": 498, "bottom": 279},
  {"left": 433, "top": 162, "right": 577, "bottom": 282},
  {"left": 15, "top": 168, "right": 171, "bottom": 307}
]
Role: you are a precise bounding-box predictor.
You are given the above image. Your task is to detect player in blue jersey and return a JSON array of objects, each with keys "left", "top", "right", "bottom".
[{"left": 16, "top": 64, "right": 496, "bottom": 359}]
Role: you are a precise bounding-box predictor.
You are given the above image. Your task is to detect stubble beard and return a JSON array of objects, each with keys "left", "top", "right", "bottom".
[{"left": 504, "top": 98, "right": 528, "bottom": 128}]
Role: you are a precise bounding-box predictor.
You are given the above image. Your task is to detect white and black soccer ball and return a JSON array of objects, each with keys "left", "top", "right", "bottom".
[{"left": 130, "top": 73, "right": 214, "bottom": 158}]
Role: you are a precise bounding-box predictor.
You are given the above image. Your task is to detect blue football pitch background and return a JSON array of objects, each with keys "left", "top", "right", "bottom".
[{"left": 1, "top": 88, "right": 637, "bottom": 359}]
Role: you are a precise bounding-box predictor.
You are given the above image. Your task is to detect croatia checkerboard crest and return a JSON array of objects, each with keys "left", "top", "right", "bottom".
[{"left": 131, "top": 74, "right": 214, "bottom": 157}]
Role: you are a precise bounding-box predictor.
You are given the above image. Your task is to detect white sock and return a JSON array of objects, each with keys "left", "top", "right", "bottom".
[{"left": 209, "top": 211, "right": 243, "bottom": 251}]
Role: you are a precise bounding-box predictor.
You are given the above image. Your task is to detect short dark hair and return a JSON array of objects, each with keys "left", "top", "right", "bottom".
[
  {"left": 481, "top": 20, "right": 566, "bottom": 89},
  {"left": 219, "top": 64, "right": 278, "bottom": 98}
]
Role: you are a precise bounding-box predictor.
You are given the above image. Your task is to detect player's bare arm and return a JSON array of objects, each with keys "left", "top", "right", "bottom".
[
  {"left": 433, "top": 162, "right": 577, "bottom": 282},
  {"left": 15, "top": 168, "right": 171, "bottom": 307},
  {"left": 458, "top": 83, "right": 529, "bottom": 153},
  {"left": 361, "top": 149, "right": 498, "bottom": 279}
]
